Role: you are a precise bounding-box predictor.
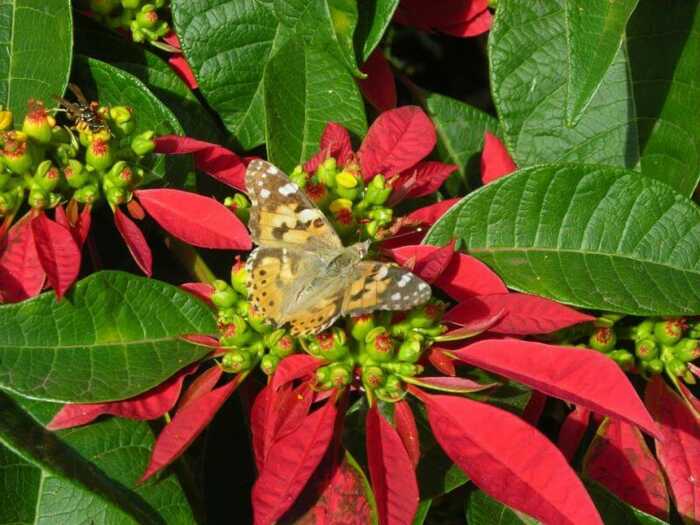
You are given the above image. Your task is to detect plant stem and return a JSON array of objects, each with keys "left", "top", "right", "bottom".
[{"left": 164, "top": 236, "right": 217, "bottom": 284}]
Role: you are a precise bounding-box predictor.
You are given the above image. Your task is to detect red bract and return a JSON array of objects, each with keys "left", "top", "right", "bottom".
[
  {"left": 557, "top": 405, "right": 591, "bottom": 461},
  {"left": 444, "top": 293, "right": 595, "bottom": 335},
  {"left": 394, "top": 0, "right": 492, "bottom": 37},
  {"left": 140, "top": 375, "right": 242, "bottom": 482},
  {"left": 481, "top": 132, "right": 517, "bottom": 184},
  {"left": 389, "top": 161, "right": 457, "bottom": 203},
  {"left": 393, "top": 400, "right": 420, "bottom": 468},
  {"left": 522, "top": 391, "right": 548, "bottom": 425},
  {"left": 162, "top": 32, "right": 198, "bottom": 90},
  {"left": 411, "top": 388, "right": 603, "bottom": 525},
  {"left": 407, "top": 376, "right": 497, "bottom": 394},
  {"left": 358, "top": 49, "right": 397, "bottom": 112},
  {"left": 427, "top": 348, "right": 456, "bottom": 376},
  {"left": 31, "top": 211, "right": 81, "bottom": 300},
  {"left": 358, "top": 106, "right": 436, "bottom": 180},
  {"left": 0, "top": 215, "right": 45, "bottom": 302},
  {"left": 450, "top": 340, "right": 660, "bottom": 438},
  {"left": 177, "top": 365, "right": 223, "bottom": 411},
  {"left": 179, "top": 282, "right": 215, "bottom": 304},
  {"left": 135, "top": 188, "right": 252, "bottom": 250},
  {"left": 405, "top": 198, "right": 460, "bottom": 226},
  {"left": 114, "top": 207, "right": 153, "bottom": 276},
  {"left": 47, "top": 365, "right": 197, "bottom": 430},
  {"left": 154, "top": 135, "right": 246, "bottom": 190},
  {"left": 274, "top": 382, "right": 315, "bottom": 443},
  {"left": 389, "top": 244, "right": 507, "bottom": 300},
  {"left": 583, "top": 417, "right": 669, "bottom": 520},
  {"left": 366, "top": 405, "right": 419, "bottom": 525},
  {"left": 252, "top": 398, "right": 338, "bottom": 525},
  {"left": 271, "top": 354, "right": 324, "bottom": 391},
  {"left": 645, "top": 376, "right": 700, "bottom": 523}
]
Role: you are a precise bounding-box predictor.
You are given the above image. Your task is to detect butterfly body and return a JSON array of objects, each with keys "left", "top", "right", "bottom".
[{"left": 245, "top": 160, "right": 431, "bottom": 336}]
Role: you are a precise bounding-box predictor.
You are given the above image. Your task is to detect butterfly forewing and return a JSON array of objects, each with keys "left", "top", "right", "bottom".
[{"left": 245, "top": 160, "right": 342, "bottom": 252}]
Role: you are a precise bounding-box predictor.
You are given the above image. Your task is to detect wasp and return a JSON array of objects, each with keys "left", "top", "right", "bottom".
[{"left": 54, "top": 84, "right": 109, "bottom": 135}]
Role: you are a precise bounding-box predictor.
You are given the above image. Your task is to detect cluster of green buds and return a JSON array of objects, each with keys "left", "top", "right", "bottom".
[
  {"left": 87, "top": 0, "right": 170, "bottom": 43},
  {"left": 230, "top": 157, "right": 395, "bottom": 243},
  {"left": 0, "top": 99, "right": 155, "bottom": 218},
  {"left": 210, "top": 260, "right": 446, "bottom": 401},
  {"left": 550, "top": 314, "right": 699, "bottom": 383}
]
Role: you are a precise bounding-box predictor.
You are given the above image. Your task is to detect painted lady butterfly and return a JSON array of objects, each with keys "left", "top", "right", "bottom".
[{"left": 245, "top": 160, "right": 431, "bottom": 336}]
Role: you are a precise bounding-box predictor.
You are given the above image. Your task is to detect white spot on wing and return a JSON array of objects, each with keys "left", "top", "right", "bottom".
[
  {"left": 375, "top": 266, "right": 389, "bottom": 280},
  {"left": 397, "top": 274, "right": 411, "bottom": 287},
  {"left": 279, "top": 183, "right": 297, "bottom": 196},
  {"left": 268, "top": 166, "right": 279, "bottom": 174},
  {"left": 391, "top": 292, "right": 402, "bottom": 301},
  {"left": 299, "top": 209, "right": 321, "bottom": 223},
  {"left": 260, "top": 189, "right": 271, "bottom": 198}
]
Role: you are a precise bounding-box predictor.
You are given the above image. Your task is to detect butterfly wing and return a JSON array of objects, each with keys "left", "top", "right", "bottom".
[
  {"left": 245, "top": 159, "right": 342, "bottom": 252},
  {"left": 341, "top": 262, "right": 432, "bottom": 316}
]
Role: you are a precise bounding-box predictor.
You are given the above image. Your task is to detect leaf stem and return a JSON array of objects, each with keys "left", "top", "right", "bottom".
[{"left": 164, "top": 236, "right": 217, "bottom": 284}]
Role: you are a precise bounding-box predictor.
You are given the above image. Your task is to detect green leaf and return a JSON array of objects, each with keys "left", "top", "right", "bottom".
[
  {"left": 423, "top": 92, "right": 501, "bottom": 189},
  {"left": 412, "top": 500, "right": 432, "bottom": 525},
  {"left": 0, "top": 391, "right": 195, "bottom": 525},
  {"left": 72, "top": 56, "right": 188, "bottom": 186},
  {"left": 466, "top": 490, "right": 539, "bottom": 525},
  {"left": 264, "top": 39, "right": 367, "bottom": 172},
  {"left": 355, "top": 0, "right": 399, "bottom": 61},
  {"left": 491, "top": 0, "right": 700, "bottom": 196},
  {"left": 626, "top": 1, "right": 700, "bottom": 195},
  {"left": 0, "top": 271, "right": 216, "bottom": 403},
  {"left": 171, "top": 0, "right": 280, "bottom": 149},
  {"left": 274, "top": 0, "right": 360, "bottom": 75},
  {"left": 565, "top": 0, "right": 639, "bottom": 125},
  {"left": 490, "top": 0, "right": 638, "bottom": 170},
  {"left": 425, "top": 164, "right": 700, "bottom": 316},
  {"left": 586, "top": 482, "right": 668, "bottom": 525},
  {"left": 74, "top": 14, "right": 221, "bottom": 143},
  {"left": 0, "top": 1, "right": 72, "bottom": 121}
]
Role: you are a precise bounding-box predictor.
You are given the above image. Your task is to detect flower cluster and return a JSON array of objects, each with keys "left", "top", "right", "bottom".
[{"left": 85, "top": 0, "right": 171, "bottom": 43}]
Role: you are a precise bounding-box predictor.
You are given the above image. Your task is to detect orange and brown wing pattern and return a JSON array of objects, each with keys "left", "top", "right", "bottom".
[
  {"left": 245, "top": 159, "right": 341, "bottom": 252},
  {"left": 342, "top": 262, "right": 432, "bottom": 316},
  {"left": 286, "top": 289, "right": 346, "bottom": 336}
]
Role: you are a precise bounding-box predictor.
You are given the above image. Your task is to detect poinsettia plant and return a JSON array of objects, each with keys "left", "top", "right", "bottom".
[{"left": 1, "top": 1, "right": 699, "bottom": 525}]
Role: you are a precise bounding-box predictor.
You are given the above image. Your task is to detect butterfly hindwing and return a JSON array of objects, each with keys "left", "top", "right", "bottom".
[
  {"left": 245, "top": 159, "right": 342, "bottom": 251},
  {"left": 342, "top": 262, "right": 432, "bottom": 316}
]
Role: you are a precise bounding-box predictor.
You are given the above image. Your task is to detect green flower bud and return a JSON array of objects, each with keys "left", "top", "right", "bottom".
[
  {"left": 2, "top": 138, "right": 35, "bottom": 174},
  {"left": 389, "top": 319, "right": 412, "bottom": 339},
  {"left": 90, "top": 0, "right": 120, "bottom": 15},
  {"left": 315, "top": 365, "right": 331, "bottom": 386},
  {"left": 408, "top": 301, "right": 443, "bottom": 329},
  {"left": 336, "top": 170, "right": 359, "bottom": 190},
  {"left": 225, "top": 193, "right": 250, "bottom": 223},
  {"left": 589, "top": 327, "right": 616, "bottom": 352},
  {"left": 349, "top": 314, "right": 375, "bottom": 341},
  {"left": 131, "top": 131, "right": 155, "bottom": 156},
  {"left": 64, "top": 160, "right": 88, "bottom": 189},
  {"left": 381, "top": 375, "right": 404, "bottom": 400},
  {"left": 0, "top": 109, "right": 13, "bottom": 131},
  {"left": 609, "top": 349, "right": 635, "bottom": 371},
  {"left": 135, "top": 4, "right": 159, "bottom": 29},
  {"left": 643, "top": 358, "right": 664, "bottom": 375},
  {"left": 365, "top": 175, "right": 392, "bottom": 205},
  {"left": 105, "top": 186, "right": 129, "bottom": 206},
  {"left": 367, "top": 207, "right": 393, "bottom": 225},
  {"left": 0, "top": 169, "right": 8, "bottom": 191},
  {"left": 219, "top": 313, "right": 253, "bottom": 347},
  {"left": 289, "top": 165, "right": 308, "bottom": 188},
  {"left": 22, "top": 101, "right": 54, "bottom": 144},
  {"left": 260, "top": 354, "right": 280, "bottom": 375},
  {"left": 0, "top": 190, "right": 19, "bottom": 215},
  {"left": 235, "top": 299, "right": 250, "bottom": 317},
  {"left": 364, "top": 220, "right": 379, "bottom": 238},
  {"left": 335, "top": 184, "right": 361, "bottom": 201},
  {"left": 310, "top": 328, "right": 349, "bottom": 361},
  {"left": 654, "top": 319, "right": 684, "bottom": 346},
  {"left": 109, "top": 105, "right": 133, "bottom": 125},
  {"left": 398, "top": 337, "right": 422, "bottom": 363},
  {"left": 55, "top": 143, "right": 78, "bottom": 166},
  {"left": 666, "top": 358, "right": 687, "bottom": 378},
  {"left": 329, "top": 363, "right": 352, "bottom": 387},
  {"left": 266, "top": 330, "right": 297, "bottom": 358},
  {"left": 34, "top": 161, "right": 61, "bottom": 192},
  {"left": 222, "top": 349, "right": 253, "bottom": 373},
  {"left": 316, "top": 157, "right": 337, "bottom": 187},
  {"left": 361, "top": 365, "right": 385, "bottom": 389},
  {"left": 687, "top": 319, "right": 700, "bottom": 339},
  {"left": 634, "top": 338, "right": 658, "bottom": 361},
  {"left": 74, "top": 184, "right": 100, "bottom": 204},
  {"left": 211, "top": 280, "right": 237, "bottom": 308},
  {"left": 231, "top": 262, "right": 249, "bottom": 295},
  {"left": 86, "top": 138, "right": 114, "bottom": 171},
  {"left": 673, "top": 338, "right": 699, "bottom": 362},
  {"left": 364, "top": 327, "right": 395, "bottom": 362},
  {"left": 633, "top": 319, "right": 654, "bottom": 340},
  {"left": 28, "top": 188, "right": 48, "bottom": 209}
]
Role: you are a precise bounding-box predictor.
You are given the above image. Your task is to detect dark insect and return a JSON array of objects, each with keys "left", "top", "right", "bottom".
[{"left": 54, "top": 84, "right": 109, "bottom": 135}]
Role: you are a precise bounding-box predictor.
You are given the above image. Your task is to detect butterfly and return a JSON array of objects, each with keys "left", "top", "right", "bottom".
[{"left": 244, "top": 159, "right": 432, "bottom": 336}]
